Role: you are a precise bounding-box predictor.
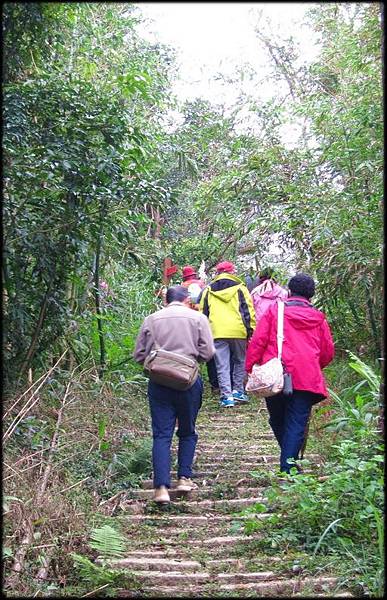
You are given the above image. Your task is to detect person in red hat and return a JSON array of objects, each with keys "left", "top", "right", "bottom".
[
  {"left": 180, "top": 265, "right": 219, "bottom": 393},
  {"left": 181, "top": 266, "right": 205, "bottom": 310},
  {"left": 199, "top": 261, "right": 256, "bottom": 408}
]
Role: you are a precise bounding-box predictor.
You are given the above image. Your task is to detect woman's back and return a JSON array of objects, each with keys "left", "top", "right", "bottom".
[{"left": 251, "top": 279, "right": 288, "bottom": 322}]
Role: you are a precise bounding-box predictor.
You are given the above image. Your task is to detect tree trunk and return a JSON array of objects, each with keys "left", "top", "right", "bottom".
[
  {"left": 94, "top": 202, "right": 107, "bottom": 377},
  {"left": 19, "top": 283, "right": 52, "bottom": 377}
]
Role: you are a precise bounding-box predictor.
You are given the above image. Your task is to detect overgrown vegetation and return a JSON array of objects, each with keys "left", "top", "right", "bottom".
[{"left": 2, "top": 1, "right": 383, "bottom": 597}]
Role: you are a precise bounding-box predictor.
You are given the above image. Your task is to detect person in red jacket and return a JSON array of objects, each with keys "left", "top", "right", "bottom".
[{"left": 245, "top": 273, "right": 334, "bottom": 474}]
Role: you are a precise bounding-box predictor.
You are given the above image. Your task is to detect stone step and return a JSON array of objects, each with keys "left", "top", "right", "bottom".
[
  {"left": 201, "top": 427, "right": 274, "bottom": 436},
  {"left": 207, "top": 556, "right": 283, "bottom": 568},
  {"left": 195, "top": 442, "right": 275, "bottom": 450},
  {"left": 196, "top": 453, "right": 278, "bottom": 462},
  {"left": 194, "top": 460, "right": 275, "bottom": 469},
  {"left": 195, "top": 451, "right": 319, "bottom": 459},
  {"left": 140, "top": 475, "right": 279, "bottom": 488},
  {"left": 143, "top": 464, "right": 290, "bottom": 485},
  {"left": 122, "top": 495, "right": 264, "bottom": 513},
  {"left": 192, "top": 463, "right": 267, "bottom": 472},
  {"left": 125, "top": 571, "right": 211, "bottom": 584},
  {"left": 123, "top": 513, "right": 267, "bottom": 524},
  {"left": 195, "top": 452, "right": 276, "bottom": 460},
  {"left": 131, "top": 488, "right": 199, "bottom": 501},
  {"left": 216, "top": 571, "right": 276, "bottom": 582},
  {"left": 119, "top": 569, "right": 277, "bottom": 585},
  {"left": 218, "top": 575, "right": 339, "bottom": 593},
  {"left": 129, "top": 533, "right": 263, "bottom": 550},
  {"left": 162, "top": 533, "right": 263, "bottom": 547},
  {"left": 131, "top": 486, "right": 265, "bottom": 500},
  {"left": 106, "top": 557, "right": 202, "bottom": 572},
  {"left": 125, "top": 521, "right": 265, "bottom": 538},
  {"left": 118, "top": 550, "right": 174, "bottom": 557},
  {"left": 134, "top": 575, "right": 340, "bottom": 596},
  {"left": 140, "top": 474, "right": 254, "bottom": 488},
  {"left": 111, "top": 552, "right": 286, "bottom": 567}
]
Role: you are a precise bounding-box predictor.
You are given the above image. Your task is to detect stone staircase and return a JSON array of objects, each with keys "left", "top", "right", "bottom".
[{"left": 107, "top": 399, "right": 351, "bottom": 597}]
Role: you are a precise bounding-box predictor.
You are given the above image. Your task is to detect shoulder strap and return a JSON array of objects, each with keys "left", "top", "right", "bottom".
[
  {"left": 148, "top": 317, "right": 160, "bottom": 350},
  {"left": 277, "top": 301, "right": 284, "bottom": 360}
]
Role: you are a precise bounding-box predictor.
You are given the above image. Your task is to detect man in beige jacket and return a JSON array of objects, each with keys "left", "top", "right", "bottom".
[{"left": 134, "top": 285, "right": 215, "bottom": 504}]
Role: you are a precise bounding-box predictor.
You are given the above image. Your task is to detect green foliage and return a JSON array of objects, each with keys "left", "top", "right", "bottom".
[
  {"left": 89, "top": 525, "right": 127, "bottom": 559},
  {"left": 70, "top": 523, "right": 137, "bottom": 593},
  {"left": 325, "top": 352, "right": 382, "bottom": 439},
  {"left": 3, "top": 2, "right": 175, "bottom": 384},
  {"left": 70, "top": 552, "right": 135, "bottom": 593}
]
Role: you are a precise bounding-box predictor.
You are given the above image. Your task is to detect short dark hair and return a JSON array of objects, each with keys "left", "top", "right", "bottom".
[
  {"left": 259, "top": 268, "right": 275, "bottom": 283},
  {"left": 288, "top": 273, "right": 315, "bottom": 299},
  {"left": 166, "top": 285, "right": 189, "bottom": 304}
]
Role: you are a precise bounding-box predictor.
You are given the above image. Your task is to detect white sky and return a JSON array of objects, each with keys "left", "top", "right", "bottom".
[{"left": 135, "top": 2, "right": 320, "bottom": 109}]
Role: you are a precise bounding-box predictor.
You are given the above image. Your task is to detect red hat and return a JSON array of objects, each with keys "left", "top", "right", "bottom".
[
  {"left": 216, "top": 261, "right": 235, "bottom": 274},
  {"left": 182, "top": 265, "right": 197, "bottom": 279}
]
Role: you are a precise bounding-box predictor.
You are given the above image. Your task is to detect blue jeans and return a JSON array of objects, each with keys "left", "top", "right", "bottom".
[
  {"left": 265, "top": 390, "right": 318, "bottom": 473},
  {"left": 148, "top": 377, "right": 203, "bottom": 488}
]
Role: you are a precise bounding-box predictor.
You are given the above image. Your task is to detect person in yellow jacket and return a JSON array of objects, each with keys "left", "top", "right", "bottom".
[{"left": 199, "top": 261, "right": 256, "bottom": 407}]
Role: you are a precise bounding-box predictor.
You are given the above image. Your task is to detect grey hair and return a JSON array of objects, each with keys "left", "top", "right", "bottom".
[{"left": 166, "top": 285, "right": 189, "bottom": 304}]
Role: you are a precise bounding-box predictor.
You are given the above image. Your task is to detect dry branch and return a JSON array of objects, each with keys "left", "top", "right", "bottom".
[
  {"left": 35, "top": 547, "right": 55, "bottom": 581},
  {"left": 11, "top": 517, "right": 34, "bottom": 573},
  {"left": 3, "top": 371, "right": 47, "bottom": 419},
  {"left": 3, "top": 350, "right": 68, "bottom": 444},
  {"left": 36, "top": 379, "right": 71, "bottom": 503}
]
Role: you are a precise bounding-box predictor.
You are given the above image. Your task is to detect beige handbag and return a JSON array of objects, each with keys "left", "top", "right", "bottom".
[
  {"left": 143, "top": 318, "right": 199, "bottom": 391},
  {"left": 245, "top": 301, "right": 285, "bottom": 397}
]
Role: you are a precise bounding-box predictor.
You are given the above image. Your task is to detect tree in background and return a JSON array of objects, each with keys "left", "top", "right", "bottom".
[{"left": 3, "top": 3, "right": 176, "bottom": 384}]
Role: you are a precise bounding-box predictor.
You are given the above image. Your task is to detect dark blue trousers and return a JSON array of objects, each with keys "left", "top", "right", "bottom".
[
  {"left": 148, "top": 377, "right": 203, "bottom": 488},
  {"left": 265, "top": 390, "right": 317, "bottom": 473}
]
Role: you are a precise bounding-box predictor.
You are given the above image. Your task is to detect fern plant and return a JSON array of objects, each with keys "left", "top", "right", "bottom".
[
  {"left": 71, "top": 553, "right": 119, "bottom": 586},
  {"left": 71, "top": 524, "right": 130, "bottom": 590},
  {"left": 89, "top": 524, "right": 127, "bottom": 559}
]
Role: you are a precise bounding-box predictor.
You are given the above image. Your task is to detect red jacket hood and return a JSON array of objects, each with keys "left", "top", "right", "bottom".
[{"left": 285, "top": 297, "right": 326, "bottom": 330}]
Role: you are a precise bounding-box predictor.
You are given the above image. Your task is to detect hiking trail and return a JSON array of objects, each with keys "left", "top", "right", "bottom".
[{"left": 103, "top": 398, "right": 352, "bottom": 597}]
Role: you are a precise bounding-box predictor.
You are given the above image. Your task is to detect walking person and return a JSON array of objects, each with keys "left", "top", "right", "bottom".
[
  {"left": 134, "top": 285, "right": 215, "bottom": 503},
  {"left": 245, "top": 273, "right": 334, "bottom": 474},
  {"left": 180, "top": 265, "right": 219, "bottom": 392},
  {"left": 250, "top": 268, "right": 288, "bottom": 324},
  {"left": 180, "top": 265, "right": 205, "bottom": 310},
  {"left": 199, "top": 261, "right": 256, "bottom": 407}
]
